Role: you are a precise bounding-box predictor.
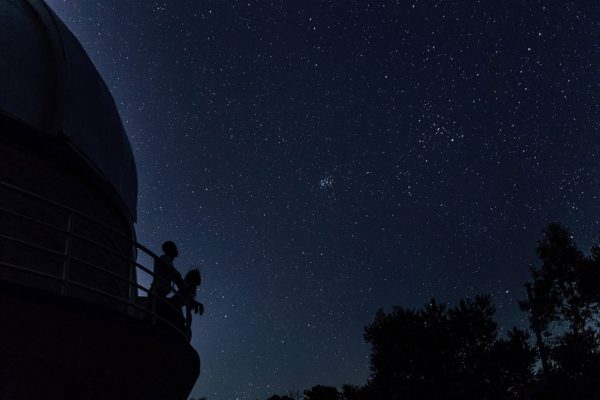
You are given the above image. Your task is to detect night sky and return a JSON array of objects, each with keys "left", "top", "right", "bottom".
[{"left": 46, "top": 1, "right": 599, "bottom": 399}]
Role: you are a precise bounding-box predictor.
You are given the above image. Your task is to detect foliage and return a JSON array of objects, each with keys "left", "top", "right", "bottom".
[
  {"left": 267, "top": 395, "right": 295, "bottom": 400},
  {"left": 520, "top": 223, "right": 600, "bottom": 398},
  {"left": 340, "top": 384, "right": 369, "bottom": 400},
  {"left": 364, "top": 295, "right": 534, "bottom": 399},
  {"left": 519, "top": 223, "right": 597, "bottom": 336},
  {"left": 303, "top": 385, "right": 341, "bottom": 400}
]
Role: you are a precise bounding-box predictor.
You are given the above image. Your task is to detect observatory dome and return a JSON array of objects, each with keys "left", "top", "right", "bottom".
[{"left": 0, "top": 0, "right": 137, "bottom": 220}]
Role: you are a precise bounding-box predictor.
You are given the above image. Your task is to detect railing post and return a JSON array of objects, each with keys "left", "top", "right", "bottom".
[
  {"left": 61, "top": 214, "right": 74, "bottom": 295},
  {"left": 0, "top": 181, "right": 193, "bottom": 340},
  {"left": 126, "top": 243, "right": 137, "bottom": 316},
  {"left": 151, "top": 262, "right": 157, "bottom": 325},
  {"left": 128, "top": 243, "right": 136, "bottom": 304}
]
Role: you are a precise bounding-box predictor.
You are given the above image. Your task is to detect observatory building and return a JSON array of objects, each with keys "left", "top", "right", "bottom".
[{"left": 0, "top": 1, "right": 199, "bottom": 398}]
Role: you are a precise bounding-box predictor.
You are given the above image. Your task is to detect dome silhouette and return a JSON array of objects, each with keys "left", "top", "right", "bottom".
[
  {"left": 0, "top": 2, "right": 199, "bottom": 399},
  {"left": 0, "top": 0, "right": 137, "bottom": 220}
]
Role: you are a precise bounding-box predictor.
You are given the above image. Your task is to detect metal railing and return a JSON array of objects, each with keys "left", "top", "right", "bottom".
[{"left": 0, "top": 180, "right": 193, "bottom": 340}]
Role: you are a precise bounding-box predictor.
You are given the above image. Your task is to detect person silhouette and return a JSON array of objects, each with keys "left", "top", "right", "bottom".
[
  {"left": 169, "top": 268, "right": 204, "bottom": 336},
  {"left": 149, "top": 241, "right": 184, "bottom": 313}
]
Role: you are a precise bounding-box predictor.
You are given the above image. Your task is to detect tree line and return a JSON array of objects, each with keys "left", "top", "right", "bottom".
[{"left": 207, "top": 222, "right": 600, "bottom": 400}]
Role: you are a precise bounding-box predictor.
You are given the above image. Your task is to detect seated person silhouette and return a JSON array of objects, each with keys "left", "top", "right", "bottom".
[
  {"left": 149, "top": 241, "right": 184, "bottom": 317},
  {"left": 169, "top": 268, "right": 204, "bottom": 337}
]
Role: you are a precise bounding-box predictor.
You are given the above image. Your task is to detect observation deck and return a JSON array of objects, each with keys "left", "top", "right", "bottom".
[
  {"left": 0, "top": 177, "right": 200, "bottom": 400},
  {"left": 0, "top": 1, "right": 200, "bottom": 398}
]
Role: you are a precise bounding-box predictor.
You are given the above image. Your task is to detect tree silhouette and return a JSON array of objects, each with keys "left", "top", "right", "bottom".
[
  {"left": 267, "top": 395, "right": 295, "bottom": 400},
  {"left": 364, "top": 296, "right": 535, "bottom": 399},
  {"left": 521, "top": 223, "right": 600, "bottom": 399},
  {"left": 303, "top": 385, "right": 341, "bottom": 400},
  {"left": 340, "top": 384, "right": 369, "bottom": 400},
  {"left": 520, "top": 223, "right": 595, "bottom": 336}
]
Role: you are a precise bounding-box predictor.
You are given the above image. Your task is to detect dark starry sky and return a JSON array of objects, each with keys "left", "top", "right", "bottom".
[{"left": 46, "top": 1, "right": 599, "bottom": 399}]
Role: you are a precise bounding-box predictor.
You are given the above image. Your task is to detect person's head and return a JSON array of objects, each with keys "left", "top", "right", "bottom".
[
  {"left": 184, "top": 268, "right": 201, "bottom": 288},
  {"left": 162, "top": 241, "right": 178, "bottom": 258}
]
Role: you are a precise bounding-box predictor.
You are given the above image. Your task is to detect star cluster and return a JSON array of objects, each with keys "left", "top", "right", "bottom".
[{"left": 46, "top": 1, "right": 600, "bottom": 399}]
